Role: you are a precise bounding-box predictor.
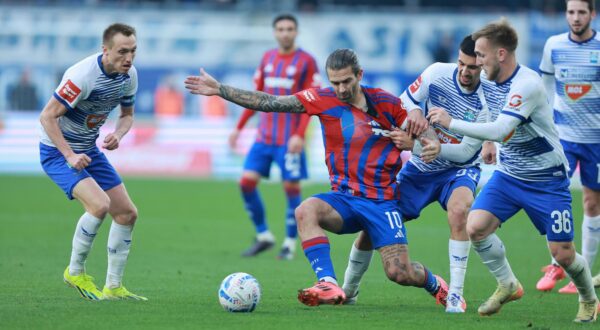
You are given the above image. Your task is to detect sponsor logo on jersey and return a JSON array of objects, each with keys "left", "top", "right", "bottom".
[
  {"left": 409, "top": 76, "right": 422, "bottom": 94},
  {"left": 85, "top": 114, "right": 108, "bottom": 129},
  {"left": 369, "top": 120, "right": 394, "bottom": 137},
  {"left": 58, "top": 79, "right": 81, "bottom": 103},
  {"left": 264, "top": 77, "right": 295, "bottom": 89},
  {"left": 564, "top": 83, "right": 591, "bottom": 101},
  {"left": 285, "top": 65, "right": 297, "bottom": 76},
  {"left": 463, "top": 109, "right": 476, "bottom": 121},
  {"left": 264, "top": 63, "right": 274, "bottom": 73},
  {"left": 507, "top": 94, "right": 522, "bottom": 109},
  {"left": 435, "top": 127, "right": 460, "bottom": 144},
  {"left": 591, "top": 51, "right": 599, "bottom": 64}
]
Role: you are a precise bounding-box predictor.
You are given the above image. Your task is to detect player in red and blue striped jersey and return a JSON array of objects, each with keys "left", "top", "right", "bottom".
[
  {"left": 229, "top": 14, "right": 321, "bottom": 260},
  {"left": 185, "top": 48, "right": 450, "bottom": 309}
]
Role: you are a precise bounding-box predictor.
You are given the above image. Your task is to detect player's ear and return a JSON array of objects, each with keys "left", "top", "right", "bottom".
[{"left": 356, "top": 69, "right": 364, "bottom": 81}]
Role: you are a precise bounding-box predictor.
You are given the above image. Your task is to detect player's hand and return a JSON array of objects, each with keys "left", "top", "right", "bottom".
[
  {"left": 287, "top": 135, "right": 304, "bottom": 154},
  {"left": 481, "top": 141, "right": 497, "bottom": 164},
  {"left": 426, "top": 107, "right": 452, "bottom": 128},
  {"left": 102, "top": 133, "right": 121, "bottom": 150},
  {"left": 419, "top": 136, "right": 440, "bottom": 163},
  {"left": 66, "top": 153, "right": 91, "bottom": 171},
  {"left": 389, "top": 128, "right": 414, "bottom": 151},
  {"left": 228, "top": 129, "right": 240, "bottom": 149},
  {"left": 405, "top": 109, "right": 428, "bottom": 137},
  {"left": 184, "top": 68, "right": 220, "bottom": 96}
]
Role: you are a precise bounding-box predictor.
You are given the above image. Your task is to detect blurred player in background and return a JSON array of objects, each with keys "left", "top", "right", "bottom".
[
  {"left": 39, "top": 23, "right": 146, "bottom": 301},
  {"left": 341, "top": 35, "right": 493, "bottom": 313},
  {"left": 536, "top": 0, "right": 600, "bottom": 294},
  {"left": 229, "top": 14, "right": 320, "bottom": 260},
  {"left": 428, "top": 19, "right": 599, "bottom": 323},
  {"left": 186, "top": 49, "right": 451, "bottom": 309}
]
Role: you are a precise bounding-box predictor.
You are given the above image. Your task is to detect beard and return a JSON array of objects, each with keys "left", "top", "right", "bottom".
[
  {"left": 484, "top": 64, "right": 501, "bottom": 82},
  {"left": 571, "top": 21, "right": 591, "bottom": 37}
]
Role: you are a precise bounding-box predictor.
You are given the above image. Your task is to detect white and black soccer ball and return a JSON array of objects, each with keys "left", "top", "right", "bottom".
[{"left": 218, "top": 272, "right": 261, "bottom": 312}]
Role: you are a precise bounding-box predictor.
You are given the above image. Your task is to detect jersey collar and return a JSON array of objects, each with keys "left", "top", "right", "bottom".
[
  {"left": 452, "top": 67, "right": 480, "bottom": 96},
  {"left": 568, "top": 29, "right": 597, "bottom": 45},
  {"left": 97, "top": 54, "right": 119, "bottom": 79}
]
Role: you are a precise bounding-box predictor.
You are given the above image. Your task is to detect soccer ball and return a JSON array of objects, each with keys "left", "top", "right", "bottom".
[{"left": 218, "top": 272, "right": 261, "bottom": 312}]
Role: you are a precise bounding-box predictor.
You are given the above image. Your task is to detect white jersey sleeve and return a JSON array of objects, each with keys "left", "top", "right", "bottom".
[
  {"left": 399, "top": 63, "right": 436, "bottom": 110},
  {"left": 54, "top": 64, "right": 93, "bottom": 110},
  {"left": 539, "top": 36, "right": 556, "bottom": 75}
]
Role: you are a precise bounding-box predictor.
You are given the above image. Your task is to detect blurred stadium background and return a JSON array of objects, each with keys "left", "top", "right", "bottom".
[{"left": 0, "top": 0, "right": 584, "bottom": 183}]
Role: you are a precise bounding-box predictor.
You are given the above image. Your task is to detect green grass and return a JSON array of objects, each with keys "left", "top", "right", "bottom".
[{"left": 0, "top": 175, "right": 596, "bottom": 329}]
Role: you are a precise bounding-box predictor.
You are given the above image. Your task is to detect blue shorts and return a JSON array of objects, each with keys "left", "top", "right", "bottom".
[
  {"left": 561, "top": 140, "right": 600, "bottom": 190},
  {"left": 472, "top": 171, "right": 574, "bottom": 242},
  {"left": 243, "top": 142, "right": 308, "bottom": 181},
  {"left": 397, "top": 162, "right": 480, "bottom": 220},
  {"left": 40, "top": 143, "right": 122, "bottom": 200},
  {"left": 314, "top": 191, "right": 408, "bottom": 249}
]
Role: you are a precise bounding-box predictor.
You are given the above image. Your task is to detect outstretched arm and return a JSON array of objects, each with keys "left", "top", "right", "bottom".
[{"left": 185, "top": 68, "right": 306, "bottom": 113}]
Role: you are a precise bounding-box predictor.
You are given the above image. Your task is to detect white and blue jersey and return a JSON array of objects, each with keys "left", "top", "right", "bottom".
[
  {"left": 401, "top": 63, "right": 486, "bottom": 172},
  {"left": 481, "top": 66, "right": 569, "bottom": 181},
  {"left": 40, "top": 53, "right": 138, "bottom": 152},
  {"left": 540, "top": 31, "right": 600, "bottom": 143}
]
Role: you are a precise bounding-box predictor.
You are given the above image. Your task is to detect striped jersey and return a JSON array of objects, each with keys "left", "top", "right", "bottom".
[
  {"left": 295, "top": 86, "right": 407, "bottom": 200},
  {"left": 251, "top": 48, "right": 320, "bottom": 145},
  {"left": 540, "top": 31, "right": 600, "bottom": 143},
  {"left": 40, "top": 53, "right": 137, "bottom": 152},
  {"left": 481, "top": 65, "right": 568, "bottom": 181},
  {"left": 400, "top": 63, "right": 486, "bottom": 172}
]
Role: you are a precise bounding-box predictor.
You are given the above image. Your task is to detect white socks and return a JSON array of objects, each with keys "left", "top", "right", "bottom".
[
  {"left": 582, "top": 215, "right": 600, "bottom": 269},
  {"left": 69, "top": 212, "right": 103, "bottom": 275},
  {"left": 342, "top": 244, "right": 373, "bottom": 296},
  {"left": 106, "top": 222, "right": 133, "bottom": 289},
  {"left": 472, "top": 234, "right": 517, "bottom": 286},
  {"left": 449, "top": 239, "right": 470, "bottom": 295},
  {"left": 257, "top": 230, "right": 275, "bottom": 243},
  {"left": 564, "top": 253, "right": 597, "bottom": 302},
  {"left": 282, "top": 237, "right": 296, "bottom": 253}
]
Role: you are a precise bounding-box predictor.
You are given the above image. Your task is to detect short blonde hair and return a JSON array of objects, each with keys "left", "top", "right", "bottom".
[{"left": 472, "top": 18, "right": 518, "bottom": 53}]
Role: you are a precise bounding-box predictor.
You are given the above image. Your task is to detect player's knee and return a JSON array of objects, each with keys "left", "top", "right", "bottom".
[
  {"left": 384, "top": 266, "right": 413, "bottom": 286},
  {"left": 550, "top": 242, "right": 575, "bottom": 267},
  {"left": 448, "top": 206, "right": 468, "bottom": 230},
  {"left": 466, "top": 222, "right": 485, "bottom": 242},
  {"left": 113, "top": 205, "right": 138, "bottom": 225},
  {"left": 87, "top": 195, "right": 110, "bottom": 219},
  {"left": 295, "top": 201, "right": 316, "bottom": 227},
  {"left": 583, "top": 194, "right": 600, "bottom": 215},
  {"left": 239, "top": 176, "right": 258, "bottom": 193}
]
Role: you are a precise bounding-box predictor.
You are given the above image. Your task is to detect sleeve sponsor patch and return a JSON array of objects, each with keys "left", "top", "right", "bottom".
[
  {"left": 409, "top": 76, "right": 422, "bottom": 94},
  {"left": 58, "top": 79, "right": 81, "bottom": 103}
]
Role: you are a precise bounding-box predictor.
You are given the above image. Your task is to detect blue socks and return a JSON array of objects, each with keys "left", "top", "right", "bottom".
[
  {"left": 302, "top": 236, "right": 336, "bottom": 281},
  {"left": 240, "top": 177, "right": 266, "bottom": 233}
]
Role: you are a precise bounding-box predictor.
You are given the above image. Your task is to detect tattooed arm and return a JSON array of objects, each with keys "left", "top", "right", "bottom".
[{"left": 184, "top": 68, "right": 306, "bottom": 113}]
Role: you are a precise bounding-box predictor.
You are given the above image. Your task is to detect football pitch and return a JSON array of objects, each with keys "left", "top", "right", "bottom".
[{"left": 0, "top": 174, "right": 596, "bottom": 329}]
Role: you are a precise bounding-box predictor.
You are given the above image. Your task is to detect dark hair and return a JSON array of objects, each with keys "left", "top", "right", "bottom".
[
  {"left": 566, "top": 0, "right": 595, "bottom": 11},
  {"left": 272, "top": 14, "right": 298, "bottom": 28},
  {"left": 325, "top": 49, "right": 361, "bottom": 75},
  {"left": 472, "top": 18, "right": 518, "bottom": 53},
  {"left": 460, "top": 35, "right": 476, "bottom": 57},
  {"left": 103, "top": 23, "right": 136, "bottom": 46}
]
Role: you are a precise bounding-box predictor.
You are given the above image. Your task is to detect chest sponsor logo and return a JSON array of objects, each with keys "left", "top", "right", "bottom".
[
  {"left": 286, "top": 65, "right": 297, "bottom": 76},
  {"left": 591, "top": 51, "right": 599, "bottom": 64},
  {"left": 264, "top": 64, "right": 274, "bottom": 73},
  {"left": 58, "top": 80, "right": 81, "bottom": 103},
  {"left": 409, "top": 76, "right": 422, "bottom": 94},
  {"left": 86, "top": 114, "right": 108, "bottom": 129},
  {"left": 435, "top": 127, "right": 460, "bottom": 144},
  {"left": 564, "top": 83, "right": 591, "bottom": 101}
]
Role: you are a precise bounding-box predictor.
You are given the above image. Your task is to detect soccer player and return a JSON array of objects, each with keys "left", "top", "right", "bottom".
[
  {"left": 536, "top": 0, "right": 600, "bottom": 294},
  {"left": 229, "top": 14, "right": 320, "bottom": 260},
  {"left": 428, "top": 19, "right": 599, "bottom": 323},
  {"left": 39, "top": 23, "right": 146, "bottom": 301},
  {"left": 185, "top": 48, "right": 451, "bottom": 308},
  {"left": 341, "top": 35, "right": 491, "bottom": 313}
]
